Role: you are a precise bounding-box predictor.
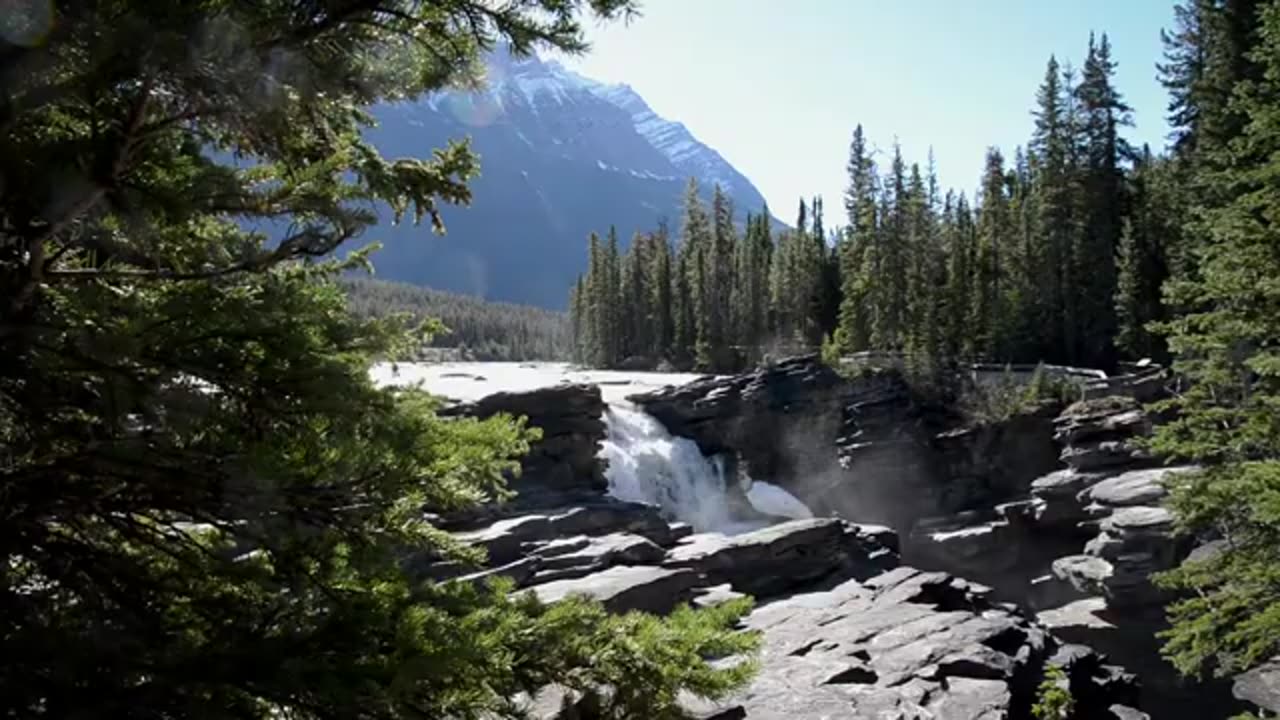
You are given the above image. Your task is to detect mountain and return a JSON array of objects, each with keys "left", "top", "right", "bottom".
[{"left": 360, "top": 49, "right": 774, "bottom": 309}]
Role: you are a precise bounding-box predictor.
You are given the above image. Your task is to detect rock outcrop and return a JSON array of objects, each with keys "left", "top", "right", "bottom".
[
  {"left": 440, "top": 383, "right": 608, "bottom": 504},
  {"left": 631, "top": 356, "right": 1066, "bottom": 535},
  {"left": 628, "top": 355, "right": 850, "bottom": 482},
  {"left": 1234, "top": 658, "right": 1280, "bottom": 716},
  {"left": 398, "top": 368, "right": 1202, "bottom": 718},
  {"left": 441, "top": 501, "right": 1146, "bottom": 720}
]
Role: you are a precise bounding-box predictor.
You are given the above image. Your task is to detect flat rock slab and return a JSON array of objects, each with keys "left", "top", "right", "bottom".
[
  {"left": 1101, "top": 506, "right": 1174, "bottom": 534},
  {"left": 715, "top": 567, "right": 1134, "bottom": 719},
  {"left": 523, "top": 565, "right": 702, "bottom": 615},
  {"left": 1084, "top": 467, "right": 1196, "bottom": 508},
  {"left": 535, "top": 532, "right": 665, "bottom": 570},
  {"left": 664, "top": 518, "right": 885, "bottom": 598},
  {"left": 1033, "top": 469, "right": 1106, "bottom": 497}
]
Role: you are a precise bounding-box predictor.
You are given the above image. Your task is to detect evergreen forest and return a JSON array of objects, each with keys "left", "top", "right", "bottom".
[
  {"left": 345, "top": 277, "right": 571, "bottom": 361},
  {"left": 2, "top": 0, "right": 1279, "bottom": 717},
  {"left": 570, "top": 33, "right": 1175, "bottom": 374},
  {"left": 569, "top": 0, "right": 1280, "bottom": 698}
]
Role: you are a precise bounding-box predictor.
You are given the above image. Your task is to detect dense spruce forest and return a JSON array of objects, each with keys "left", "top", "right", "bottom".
[
  {"left": 570, "top": 33, "right": 1168, "bottom": 374},
  {"left": 570, "top": 0, "right": 1280, "bottom": 694},
  {"left": 344, "top": 277, "right": 571, "bottom": 360}
]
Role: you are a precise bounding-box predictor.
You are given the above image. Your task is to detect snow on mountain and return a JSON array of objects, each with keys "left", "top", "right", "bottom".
[
  {"left": 468, "top": 50, "right": 760, "bottom": 198},
  {"left": 359, "top": 49, "right": 775, "bottom": 310}
]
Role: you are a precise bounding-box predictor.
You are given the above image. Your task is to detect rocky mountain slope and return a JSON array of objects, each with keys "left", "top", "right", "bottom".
[{"left": 361, "top": 49, "right": 774, "bottom": 309}]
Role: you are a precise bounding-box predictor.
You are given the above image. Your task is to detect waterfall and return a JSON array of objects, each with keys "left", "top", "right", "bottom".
[{"left": 600, "top": 405, "right": 812, "bottom": 534}]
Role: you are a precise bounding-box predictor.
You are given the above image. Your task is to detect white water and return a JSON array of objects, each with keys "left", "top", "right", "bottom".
[{"left": 372, "top": 361, "right": 813, "bottom": 534}]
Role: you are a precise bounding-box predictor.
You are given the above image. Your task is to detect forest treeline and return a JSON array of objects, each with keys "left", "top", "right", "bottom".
[
  {"left": 572, "top": 1, "right": 1280, "bottom": 691},
  {"left": 343, "top": 277, "right": 570, "bottom": 361},
  {"left": 570, "top": 33, "right": 1173, "bottom": 374}
]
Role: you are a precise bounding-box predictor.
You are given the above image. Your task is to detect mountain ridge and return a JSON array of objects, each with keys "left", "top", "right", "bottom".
[{"left": 360, "top": 48, "right": 777, "bottom": 309}]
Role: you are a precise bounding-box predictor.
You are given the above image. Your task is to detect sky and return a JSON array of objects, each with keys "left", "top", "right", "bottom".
[{"left": 559, "top": 0, "right": 1180, "bottom": 217}]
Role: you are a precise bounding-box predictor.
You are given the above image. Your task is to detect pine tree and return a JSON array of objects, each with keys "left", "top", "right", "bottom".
[
  {"left": 946, "top": 192, "right": 978, "bottom": 359},
  {"left": 0, "top": 2, "right": 762, "bottom": 715},
  {"left": 1074, "top": 32, "right": 1133, "bottom": 369},
  {"left": 622, "top": 231, "right": 652, "bottom": 360},
  {"left": 769, "top": 201, "right": 816, "bottom": 348},
  {"left": 670, "top": 180, "right": 712, "bottom": 367},
  {"left": 973, "top": 147, "right": 1012, "bottom": 360},
  {"left": 838, "top": 125, "right": 880, "bottom": 353},
  {"left": 652, "top": 221, "right": 676, "bottom": 361},
  {"left": 570, "top": 273, "right": 589, "bottom": 362},
  {"left": 732, "top": 211, "right": 771, "bottom": 357},
  {"left": 586, "top": 232, "right": 609, "bottom": 366},
  {"left": 704, "top": 184, "right": 737, "bottom": 369},
  {"left": 876, "top": 143, "right": 910, "bottom": 350},
  {"left": 1030, "top": 55, "right": 1080, "bottom": 363},
  {"left": 1115, "top": 147, "right": 1176, "bottom": 362},
  {"left": 811, "top": 197, "right": 841, "bottom": 343},
  {"left": 1151, "top": 0, "right": 1280, "bottom": 680},
  {"left": 606, "top": 226, "right": 623, "bottom": 365}
]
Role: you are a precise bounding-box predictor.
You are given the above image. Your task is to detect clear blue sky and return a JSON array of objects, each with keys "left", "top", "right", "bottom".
[{"left": 560, "top": 0, "right": 1179, "bottom": 217}]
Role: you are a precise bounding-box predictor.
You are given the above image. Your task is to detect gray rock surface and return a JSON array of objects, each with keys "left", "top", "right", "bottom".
[
  {"left": 440, "top": 383, "right": 608, "bottom": 497},
  {"left": 664, "top": 518, "right": 898, "bottom": 598},
  {"left": 524, "top": 565, "right": 704, "bottom": 614},
  {"left": 715, "top": 567, "right": 1137, "bottom": 719},
  {"left": 1234, "top": 657, "right": 1280, "bottom": 715},
  {"left": 1083, "top": 468, "right": 1175, "bottom": 508}
]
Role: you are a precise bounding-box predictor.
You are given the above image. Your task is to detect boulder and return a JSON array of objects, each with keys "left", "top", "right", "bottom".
[
  {"left": 1083, "top": 467, "right": 1191, "bottom": 509},
  {"left": 1052, "top": 555, "right": 1116, "bottom": 596},
  {"left": 1030, "top": 469, "right": 1106, "bottom": 528},
  {"left": 1053, "top": 397, "right": 1155, "bottom": 474},
  {"left": 663, "top": 518, "right": 898, "bottom": 598},
  {"left": 441, "top": 383, "right": 608, "bottom": 496},
  {"left": 1234, "top": 658, "right": 1280, "bottom": 715},
  {"left": 628, "top": 355, "right": 851, "bottom": 482},
  {"left": 527, "top": 532, "right": 665, "bottom": 583},
  {"left": 1054, "top": 396, "right": 1150, "bottom": 446},
  {"left": 1054, "top": 500, "right": 1181, "bottom": 612},
  {"left": 454, "top": 500, "right": 679, "bottom": 567},
  {"left": 1061, "top": 440, "right": 1151, "bottom": 473},
  {"left": 523, "top": 565, "right": 703, "bottom": 615}
]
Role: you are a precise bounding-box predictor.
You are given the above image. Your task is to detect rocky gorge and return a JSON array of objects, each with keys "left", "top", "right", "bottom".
[{"left": 387, "top": 358, "right": 1277, "bottom": 719}]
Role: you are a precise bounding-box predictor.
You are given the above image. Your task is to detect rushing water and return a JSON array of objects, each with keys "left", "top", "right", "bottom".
[
  {"left": 372, "top": 361, "right": 813, "bottom": 534},
  {"left": 600, "top": 405, "right": 812, "bottom": 533}
]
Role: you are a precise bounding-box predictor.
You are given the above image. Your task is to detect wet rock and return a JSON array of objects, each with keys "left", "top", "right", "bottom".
[
  {"left": 1054, "top": 396, "right": 1150, "bottom": 446},
  {"left": 1061, "top": 441, "right": 1151, "bottom": 472},
  {"left": 628, "top": 355, "right": 850, "bottom": 482},
  {"left": 1109, "top": 704, "right": 1152, "bottom": 720},
  {"left": 1054, "top": 397, "right": 1155, "bottom": 474}
]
